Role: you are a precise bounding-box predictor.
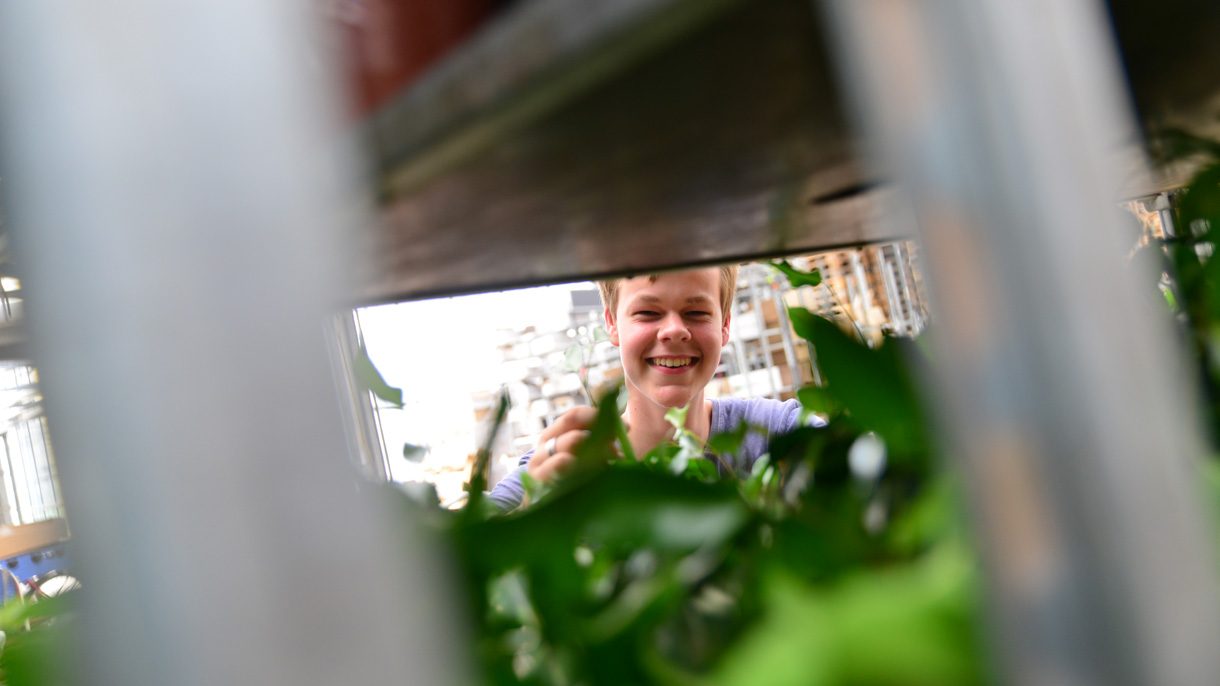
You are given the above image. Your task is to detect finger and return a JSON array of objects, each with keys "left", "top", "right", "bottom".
[
  {"left": 558, "top": 430, "right": 591, "bottom": 455},
  {"left": 534, "top": 453, "right": 575, "bottom": 482},
  {"left": 526, "top": 445, "right": 550, "bottom": 476},
  {"left": 528, "top": 429, "right": 589, "bottom": 479},
  {"left": 534, "top": 428, "right": 592, "bottom": 461},
  {"left": 548, "top": 406, "right": 599, "bottom": 435}
]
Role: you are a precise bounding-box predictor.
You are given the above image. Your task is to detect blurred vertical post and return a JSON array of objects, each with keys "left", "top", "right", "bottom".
[
  {"left": 823, "top": 1, "right": 1220, "bottom": 685},
  {"left": 0, "top": 2, "right": 461, "bottom": 685}
]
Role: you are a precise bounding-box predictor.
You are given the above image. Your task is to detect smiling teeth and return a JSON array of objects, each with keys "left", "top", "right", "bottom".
[{"left": 653, "top": 357, "right": 693, "bottom": 367}]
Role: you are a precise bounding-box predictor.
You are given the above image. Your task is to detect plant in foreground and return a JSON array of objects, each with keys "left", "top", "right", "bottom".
[{"left": 429, "top": 265, "right": 987, "bottom": 685}]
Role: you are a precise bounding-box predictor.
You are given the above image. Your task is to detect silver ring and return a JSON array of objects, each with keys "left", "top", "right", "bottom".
[{"left": 544, "top": 436, "right": 558, "bottom": 458}]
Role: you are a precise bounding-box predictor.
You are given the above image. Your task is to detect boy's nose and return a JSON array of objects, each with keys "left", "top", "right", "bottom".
[{"left": 658, "top": 314, "right": 691, "bottom": 341}]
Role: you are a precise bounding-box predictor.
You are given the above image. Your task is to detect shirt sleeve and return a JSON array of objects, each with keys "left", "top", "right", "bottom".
[
  {"left": 486, "top": 450, "right": 533, "bottom": 511},
  {"left": 769, "top": 397, "right": 826, "bottom": 433}
]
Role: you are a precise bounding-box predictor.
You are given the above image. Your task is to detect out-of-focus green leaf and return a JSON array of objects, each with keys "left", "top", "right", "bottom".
[
  {"left": 573, "top": 384, "right": 629, "bottom": 469},
  {"left": 2, "top": 616, "right": 76, "bottom": 686},
  {"left": 788, "top": 308, "right": 927, "bottom": 454},
  {"left": 664, "top": 405, "right": 690, "bottom": 432},
  {"left": 713, "top": 546, "right": 982, "bottom": 686},
  {"left": 352, "top": 345, "right": 403, "bottom": 408},
  {"left": 402, "top": 442, "right": 427, "bottom": 461},
  {"left": 457, "top": 465, "right": 751, "bottom": 674},
  {"left": 707, "top": 420, "right": 752, "bottom": 456},
  {"left": 487, "top": 570, "right": 539, "bottom": 627},
  {"left": 459, "top": 468, "right": 749, "bottom": 570},
  {"left": 797, "top": 385, "right": 841, "bottom": 416},
  {"left": 1162, "top": 283, "right": 1179, "bottom": 312},
  {"left": 0, "top": 594, "right": 72, "bottom": 633},
  {"left": 519, "top": 470, "right": 548, "bottom": 507},
  {"left": 771, "top": 260, "right": 823, "bottom": 288},
  {"left": 563, "top": 343, "right": 584, "bottom": 372},
  {"left": 397, "top": 480, "right": 441, "bottom": 509},
  {"left": 682, "top": 457, "right": 720, "bottom": 483},
  {"left": 662, "top": 404, "right": 705, "bottom": 475},
  {"left": 886, "top": 478, "right": 959, "bottom": 556}
]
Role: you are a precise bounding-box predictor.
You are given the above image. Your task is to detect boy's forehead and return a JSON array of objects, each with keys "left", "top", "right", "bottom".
[{"left": 617, "top": 268, "right": 721, "bottom": 303}]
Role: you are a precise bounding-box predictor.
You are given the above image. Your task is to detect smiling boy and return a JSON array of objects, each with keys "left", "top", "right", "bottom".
[{"left": 488, "top": 265, "right": 809, "bottom": 510}]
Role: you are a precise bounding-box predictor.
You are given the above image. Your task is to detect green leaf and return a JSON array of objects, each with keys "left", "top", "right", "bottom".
[
  {"left": 2, "top": 614, "right": 78, "bottom": 686},
  {"left": 707, "top": 420, "right": 752, "bottom": 456},
  {"left": 771, "top": 260, "right": 823, "bottom": 288},
  {"left": 712, "top": 552, "right": 982, "bottom": 686},
  {"left": 683, "top": 457, "right": 720, "bottom": 483},
  {"left": 581, "top": 384, "right": 629, "bottom": 466},
  {"left": 519, "top": 470, "right": 549, "bottom": 506},
  {"left": 352, "top": 345, "right": 403, "bottom": 408},
  {"left": 563, "top": 343, "right": 585, "bottom": 372},
  {"left": 487, "top": 569, "right": 538, "bottom": 626},
  {"left": 664, "top": 405, "right": 690, "bottom": 432},
  {"left": 662, "top": 404, "right": 706, "bottom": 475},
  {"left": 796, "top": 385, "right": 841, "bottom": 415},
  {"left": 1161, "top": 284, "right": 1178, "bottom": 312},
  {"left": 787, "top": 308, "right": 928, "bottom": 454}
]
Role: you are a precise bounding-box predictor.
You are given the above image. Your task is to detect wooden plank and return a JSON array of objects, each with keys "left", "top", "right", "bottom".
[
  {"left": 357, "top": 0, "right": 1220, "bottom": 304},
  {"left": 0, "top": 518, "right": 68, "bottom": 560},
  {"left": 360, "top": 0, "right": 878, "bottom": 303},
  {"left": 365, "top": 0, "right": 746, "bottom": 198}
]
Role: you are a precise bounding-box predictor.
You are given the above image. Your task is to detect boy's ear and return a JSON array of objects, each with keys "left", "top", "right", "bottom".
[
  {"left": 605, "top": 307, "right": 620, "bottom": 346},
  {"left": 721, "top": 311, "right": 731, "bottom": 347}
]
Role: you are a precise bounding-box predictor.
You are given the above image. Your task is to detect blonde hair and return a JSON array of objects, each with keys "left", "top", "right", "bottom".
[{"left": 597, "top": 265, "right": 739, "bottom": 321}]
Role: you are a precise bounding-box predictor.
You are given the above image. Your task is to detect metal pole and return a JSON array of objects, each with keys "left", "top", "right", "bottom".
[
  {"left": 0, "top": 2, "right": 463, "bottom": 685},
  {"left": 822, "top": 1, "right": 1220, "bottom": 684}
]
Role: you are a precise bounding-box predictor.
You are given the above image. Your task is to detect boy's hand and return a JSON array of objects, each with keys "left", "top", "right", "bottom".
[{"left": 527, "top": 407, "right": 622, "bottom": 484}]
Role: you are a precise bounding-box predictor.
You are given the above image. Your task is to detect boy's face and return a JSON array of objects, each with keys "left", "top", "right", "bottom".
[{"left": 605, "top": 269, "right": 731, "bottom": 410}]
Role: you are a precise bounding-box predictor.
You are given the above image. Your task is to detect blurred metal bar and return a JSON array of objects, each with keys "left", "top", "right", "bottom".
[
  {"left": 822, "top": 1, "right": 1220, "bottom": 685},
  {"left": 0, "top": 2, "right": 461, "bottom": 685}
]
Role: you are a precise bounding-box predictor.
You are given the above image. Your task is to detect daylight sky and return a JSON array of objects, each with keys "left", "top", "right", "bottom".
[{"left": 357, "top": 281, "right": 594, "bottom": 482}]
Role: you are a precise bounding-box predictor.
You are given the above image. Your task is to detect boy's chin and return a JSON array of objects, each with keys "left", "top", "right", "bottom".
[{"left": 647, "top": 388, "right": 699, "bottom": 409}]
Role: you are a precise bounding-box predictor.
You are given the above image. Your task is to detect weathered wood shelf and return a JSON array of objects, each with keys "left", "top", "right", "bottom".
[{"left": 358, "top": 0, "right": 1220, "bottom": 304}]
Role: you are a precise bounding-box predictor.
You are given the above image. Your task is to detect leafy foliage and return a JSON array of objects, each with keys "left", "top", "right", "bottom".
[
  {"left": 0, "top": 595, "right": 76, "bottom": 686},
  {"left": 421, "top": 295, "right": 984, "bottom": 684}
]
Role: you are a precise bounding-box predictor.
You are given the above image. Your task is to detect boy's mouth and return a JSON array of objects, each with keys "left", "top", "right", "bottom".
[{"left": 647, "top": 356, "right": 698, "bottom": 369}]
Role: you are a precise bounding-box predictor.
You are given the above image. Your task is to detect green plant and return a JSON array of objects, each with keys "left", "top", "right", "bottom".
[
  {"left": 0, "top": 594, "right": 76, "bottom": 686},
  {"left": 425, "top": 260, "right": 986, "bottom": 684}
]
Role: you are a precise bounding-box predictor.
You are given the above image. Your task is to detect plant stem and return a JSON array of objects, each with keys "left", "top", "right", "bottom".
[
  {"left": 465, "top": 388, "right": 510, "bottom": 514},
  {"left": 616, "top": 421, "right": 636, "bottom": 463}
]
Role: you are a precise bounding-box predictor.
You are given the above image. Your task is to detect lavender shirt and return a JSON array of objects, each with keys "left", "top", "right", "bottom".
[{"left": 487, "top": 397, "right": 810, "bottom": 511}]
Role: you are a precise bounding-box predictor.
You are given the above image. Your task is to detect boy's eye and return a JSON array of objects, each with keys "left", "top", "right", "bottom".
[
  {"left": 686, "top": 311, "right": 712, "bottom": 319},
  {"left": 634, "top": 310, "right": 659, "bottom": 317}
]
